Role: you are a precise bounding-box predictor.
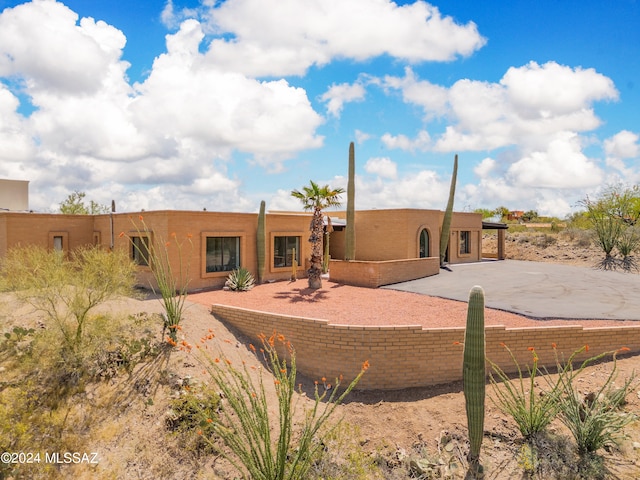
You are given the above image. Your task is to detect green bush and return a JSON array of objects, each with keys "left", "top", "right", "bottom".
[
  {"left": 0, "top": 245, "right": 136, "bottom": 360},
  {"left": 166, "top": 385, "right": 221, "bottom": 455}
]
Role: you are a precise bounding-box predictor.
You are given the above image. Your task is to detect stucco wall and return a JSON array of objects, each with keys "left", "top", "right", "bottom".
[
  {"left": 329, "top": 257, "right": 439, "bottom": 288},
  {"left": 210, "top": 304, "right": 640, "bottom": 391},
  {"left": 330, "top": 209, "right": 482, "bottom": 264},
  {"left": 103, "top": 210, "right": 313, "bottom": 291},
  {"left": 1, "top": 208, "right": 483, "bottom": 290},
  {"left": 0, "top": 212, "right": 95, "bottom": 256},
  {"left": 447, "top": 212, "right": 483, "bottom": 264}
]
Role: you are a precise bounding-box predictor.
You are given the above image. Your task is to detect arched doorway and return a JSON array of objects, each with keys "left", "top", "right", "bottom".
[{"left": 419, "top": 228, "right": 430, "bottom": 258}]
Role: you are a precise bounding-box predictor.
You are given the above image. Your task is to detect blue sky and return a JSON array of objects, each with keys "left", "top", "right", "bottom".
[{"left": 0, "top": 0, "right": 638, "bottom": 216}]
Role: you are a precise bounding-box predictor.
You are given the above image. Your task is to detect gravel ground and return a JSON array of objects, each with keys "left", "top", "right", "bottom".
[{"left": 188, "top": 278, "right": 639, "bottom": 329}]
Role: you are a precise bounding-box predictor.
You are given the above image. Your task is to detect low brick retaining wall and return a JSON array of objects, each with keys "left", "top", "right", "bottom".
[
  {"left": 329, "top": 257, "right": 439, "bottom": 288},
  {"left": 210, "top": 304, "right": 640, "bottom": 390}
]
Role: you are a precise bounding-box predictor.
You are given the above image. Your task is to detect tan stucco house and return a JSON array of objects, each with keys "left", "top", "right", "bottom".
[{"left": 0, "top": 207, "right": 484, "bottom": 290}]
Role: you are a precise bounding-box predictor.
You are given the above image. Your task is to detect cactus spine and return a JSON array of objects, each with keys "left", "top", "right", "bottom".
[
  {"left": 463, "top": 285, "right": 486, "bottom": 470},
  {"left": 257, "top": 200, "right": 266, "bottom": 283},
  {"left": 439, "top": 154, "right": 458, "bottom": 267},
  {"left": 345, "top": 141, "right": 356, "bottom": 260}
]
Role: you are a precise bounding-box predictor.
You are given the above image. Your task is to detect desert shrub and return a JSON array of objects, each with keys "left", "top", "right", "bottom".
[
  {"left": 196, "top": 331, "right": 367, "bottom": 480},
  {"left": 0, "top": 383, "right": 89, "bottom": 479},
  {"left": 307, "top": 423, "right": 385, "bottom": 479},
  {"left": 508, "top": 224, "right": 528, "bottom": 233},
  {"left": 579, "top": 184, "right": 640, "bottom": 270},
  {"left": 534, "top": 233, "right": 557, "bottom": 248},
  {"left": 515, "top": 233, "right": 532, "bottom": 243},
  {"left": 166, "top": 385, "right": 221, "bottom": 455},
  {"left": 488, "top": 345, "right": 562, "bottom": 440},
  {"left": 89, "top": 328, "right": 161, "bottom": 379},
  {"left": 0, "top": 289, "right": 163, "bottom": 479},
  {"left": 563, "top": 227, "right": 593, "bottom": 247},
  {"left": 0, "top": 245, "right": 136, "bottom": 360},
  {"left": 615, "top": 226, "right": 640, "bottom": 272},
  {"left": 225, "top": 267, "right": 256, "bottom": 291},
  {"left": 552, "top": 346, "right": 637, "bottom": 455}
]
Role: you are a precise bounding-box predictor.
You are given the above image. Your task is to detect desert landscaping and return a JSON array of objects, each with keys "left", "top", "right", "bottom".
[{"left": 1, "top": 229, "right": 639, "bottom": 479}]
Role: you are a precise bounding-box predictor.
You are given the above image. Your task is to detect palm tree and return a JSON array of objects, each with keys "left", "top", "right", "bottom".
[{"left": 291, "top": 180, "right": 344, "bottom": 289}]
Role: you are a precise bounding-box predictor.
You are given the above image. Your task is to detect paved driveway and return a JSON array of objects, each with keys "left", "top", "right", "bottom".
[{"left": 383, "top": 260, "right": 640, "bottom": 320}]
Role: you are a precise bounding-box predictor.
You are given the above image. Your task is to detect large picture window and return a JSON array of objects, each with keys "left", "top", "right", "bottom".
[
  {"left": 206, "top": 236, "right": 240, "bottom": 272},
  {"left": 274, "top": 236, "right": 300, "bottom": 267},
  {"left": 459, "top": 231, "right": 471, "bottom": 255},
  {"left": 131, "top": 236, "right": 150, "bottom": 266}
]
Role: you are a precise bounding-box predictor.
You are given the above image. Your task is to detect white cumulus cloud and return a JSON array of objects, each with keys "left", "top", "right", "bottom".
[
  {"left": 201, "top": 0, "right": 486, "bottom": 76},
  {"left": 364, "top": 157, "right": 398, "bottom": 179},
  {"left": 604, "top": 130, "right": 639, "bottom": 159},
  {"left": 321, "top": 81, "right": 366, "bottom": 117},
  {"left": 381, "top": 131, "right": 431, "bottom": 152}
]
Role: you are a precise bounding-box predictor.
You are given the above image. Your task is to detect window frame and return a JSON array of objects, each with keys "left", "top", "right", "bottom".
[
  {"left": 48, "top": 231, "right": 68, "bottom": 253},
  {"left": 418, "top": 227, "right": 431, "bottom": 258},
  {"left": 131, "top": 235, "right": 151, "bottom": 267},
  {"left": 201, "top": 232, "right": 245, "bottom": 278},
  {"left": 273, "top": 235, "right": 301, "bottom": 269},
  {"left": 459, "top": 230, "right": 471, "bottom": 255}
]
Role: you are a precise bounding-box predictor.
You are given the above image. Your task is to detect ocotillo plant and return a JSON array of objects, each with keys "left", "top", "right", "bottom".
[
  {"left": 257, "top": 200, "right": 266, "bottom": 283},
  {"left": 463, "top": 285, "right": 486, "bottom": 471},
  {"left": 439, "top": 154, "right": 458, "bottom": 267},
  {"left": 345, "top": 141, "right": 356, "bottom": 260}
]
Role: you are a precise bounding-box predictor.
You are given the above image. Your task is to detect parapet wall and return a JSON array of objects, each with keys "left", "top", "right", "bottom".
[
  {"left": 210, "top": 304, "right": 640, "bottom": 390},
  {"left": 329, "top": 257, "right": 439, "bottom": 288}
]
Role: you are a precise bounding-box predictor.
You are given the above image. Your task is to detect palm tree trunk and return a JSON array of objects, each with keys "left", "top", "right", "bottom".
[{"left": 308, "top": 207, "right": 324, "bottom": 289}]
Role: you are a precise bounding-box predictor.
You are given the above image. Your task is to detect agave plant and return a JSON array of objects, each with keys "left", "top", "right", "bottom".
[{"left": 225, "top": 267, "right": 256, "bottom": 291}]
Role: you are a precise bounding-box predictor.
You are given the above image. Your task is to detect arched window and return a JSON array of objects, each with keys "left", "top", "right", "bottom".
[{"left": 419, "top": 229, "right": 430, "bottom": 258}]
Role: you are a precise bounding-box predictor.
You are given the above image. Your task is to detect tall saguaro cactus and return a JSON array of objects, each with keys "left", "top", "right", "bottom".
[
  {"left": 463, "top": 285, "right": 486, "bottom": 471},
  {"left": 257, "top": 200, "right": 266, "bottom": 283},
  {"left": 345, "top": 142, "right": 356, "bottom": 260},
  {"left": 439, "top": 154, "right": 458, "bottom": 267}
]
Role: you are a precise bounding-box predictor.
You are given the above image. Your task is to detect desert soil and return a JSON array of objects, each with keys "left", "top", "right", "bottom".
[{"left": 3, "top": 231, "right": 639, "bottom": 479}]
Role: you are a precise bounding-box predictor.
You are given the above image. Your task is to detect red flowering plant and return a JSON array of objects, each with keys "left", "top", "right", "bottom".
[
  {"left": 487, "top": 344, "right": 563, "bottom": 440},
  {"left": 195, "top": 330, "right": 367, "bottom": 480},
  {"left": 121, "top": 215, "right": 193, "bottom": 343},
  {"left": 549, "top": 345, "right": 637, "bottom": 454}
]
